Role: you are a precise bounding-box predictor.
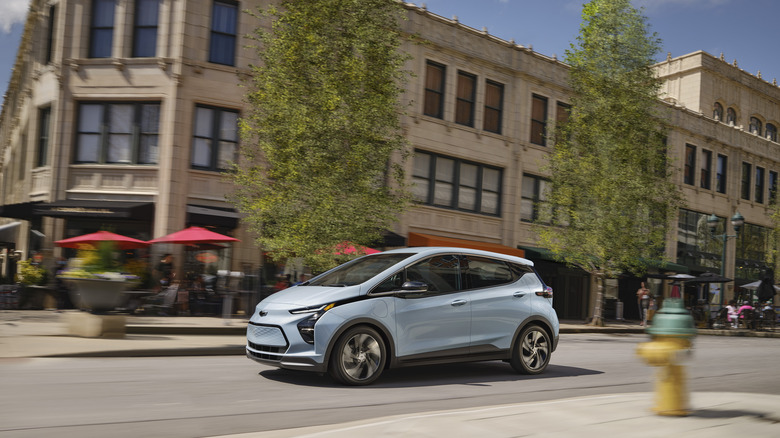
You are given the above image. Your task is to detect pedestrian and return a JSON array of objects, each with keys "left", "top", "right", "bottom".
[
  {"left": 726, "top": 300, "right": 739, "bottom": 328},
  {"left": 156, "top": 254, "right": 175, "bottom": 291},
  {"left": 637, "top": 282, "right": 651, "bottom": 326}
]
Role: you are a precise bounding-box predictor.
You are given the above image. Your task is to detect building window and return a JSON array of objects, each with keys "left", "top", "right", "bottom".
[
  {"left": 423, "top": 61, "right": 446, "bottom": 119},
  {"left": 483, "top": 80, "right": 504, "bottom": 134},
  {"left": 716, "top": 154, "right": 727, "bottom": 194},
  {"left": 700, "top": 149, "right": 712, "bottom": 190},
  {"left": 76, "top": 102, "right": 160, "bottom": 164},
  {"left": 684, "top": 144, "right": 696, "bottom": 185},
  {"left": 555, "top": 102, "right": 571, "bottom": 143},
  {"left": 766, "top": 123, "right": 777, "bottom": 142},
  {"left": 133, "top": 0, "right": 159, "bottom": 57},
  {"left": 713, "top": 102, "right": 723, "bottom": 121},
  {"left": 89, "top": 0, "right": 115, "bottom": 58},
  {"left": 191, "top": 105, "right": 239, "bottom": 171},
  {"left": 521, "top": 174, "right": 550, "bottom": 223},
  {"left": 209, "top": 0, "right": 238, "bottom": 66},
  {"left": 755, "top": 166, "right": 765, "bottom": 204},
  {"left": 530, "top": 94, "right": 548, "bottom": 145},
  {"left": 412, "top": 150, "right": 502, "bottom": 216},
  {"left": 770, "top": 171, "right": 778, "bottom": 204},
  {"left": 726, "top": 107, "right": 737, "bottom": 126},
  {"left": 741, "top": 162, "right": 752, "bottom": 200},
  {"left": 677, "top": 208, "right": 721, "bottom": 268},
  {"left": 455, "top": 71, "right": 476, "bottom": 127},
  {"left": 44, "top": 5, "right": 56, "bottom": 64},
  {"left": 749, "top": 117, "right": 762, "bottom": 136},
  {"left": 36, "top": 107, "right": 51, "bottom": 167}
]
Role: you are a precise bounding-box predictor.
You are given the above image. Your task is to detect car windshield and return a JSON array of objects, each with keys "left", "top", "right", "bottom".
[{"left": 308, "top": 253, "right": 413, "bottom": 287}]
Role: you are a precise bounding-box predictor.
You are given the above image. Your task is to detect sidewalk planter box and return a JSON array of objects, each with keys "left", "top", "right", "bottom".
[
  {"left": 65, "top": 311, "right": 126, "bottom": 338},
  {"left": 63, "top": 277, "right": 132, "bottom": 313}
]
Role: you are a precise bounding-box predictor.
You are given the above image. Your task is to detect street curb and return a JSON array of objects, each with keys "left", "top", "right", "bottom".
[{"left": 44, "top": 346, "right": 247, "bottom": 358}]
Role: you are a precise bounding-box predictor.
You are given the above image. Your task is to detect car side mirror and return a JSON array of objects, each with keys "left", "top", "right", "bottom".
[{"left": 394, "top": 281, "right": 428, "bottom": 297}]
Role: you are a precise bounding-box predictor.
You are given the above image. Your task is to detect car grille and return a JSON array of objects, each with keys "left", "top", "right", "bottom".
[{"left": 247, "top": 323, "right": 288, "bottom": 362}]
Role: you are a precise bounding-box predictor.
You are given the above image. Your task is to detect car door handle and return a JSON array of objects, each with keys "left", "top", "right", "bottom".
[
  {"left": 451, "top": 299, "right": 467, "bottom": 307},
  {"left": 513, "top": 292, "right": 527, "bottom": 298}
]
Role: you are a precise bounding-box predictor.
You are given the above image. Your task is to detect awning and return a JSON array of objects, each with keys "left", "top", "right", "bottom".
[
  {"left": 408, "top": 232, "right": 525, "bottom": 258},
  {"left": 34, "top": 200, "right": 154, "bottom": 220},
  {"left": 517, "top": 245, "right": 559, "bottom": 262},
  {"left": 0, "top": 221, "right": 21, "bottom": 243},
  {"left": 0, "top": 201, "right": 41, "bottom": 220},
  {"left": 186, "top": 205, "right": 241, "bottom": 229}
]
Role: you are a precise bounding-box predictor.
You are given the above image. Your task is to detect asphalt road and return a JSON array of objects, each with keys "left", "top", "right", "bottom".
[{"left": 1, "top": 333, "right": 778, "bottom": 438}]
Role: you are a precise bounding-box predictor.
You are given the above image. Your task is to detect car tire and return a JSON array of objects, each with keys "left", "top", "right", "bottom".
[
  {"left": 510, "top": 325, "right": 551, "bottom": 375},
  {"left": 328, "top": 326, "right": 387, "bottom": 386}
]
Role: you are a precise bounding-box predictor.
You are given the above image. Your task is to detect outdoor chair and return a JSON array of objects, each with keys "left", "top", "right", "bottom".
[
  {"left": 738, "top": 308, "right": 756, "bottom": 330},
  {"left": 712, "top": 307, "right": 730, "bottom": 329},
  {"left": 140, "top": 283, "right": 179, "bottom": 315},
  {"left": 759, "top": 308, "right": 776, "bottom": 331}
]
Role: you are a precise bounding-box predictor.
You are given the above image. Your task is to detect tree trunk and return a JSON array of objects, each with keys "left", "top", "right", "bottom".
[{"left": 589, "top": 270, "right": 606, "bottom": 327}]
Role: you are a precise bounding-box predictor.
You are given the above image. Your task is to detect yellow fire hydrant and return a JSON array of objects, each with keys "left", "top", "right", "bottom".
[{"left": 636, "top": 298, "right": 697, "bottom": 416}]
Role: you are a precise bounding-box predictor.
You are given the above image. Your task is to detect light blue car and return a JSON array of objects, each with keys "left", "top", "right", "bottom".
[{"left": 246, "top": 247, "right": 559, "bottom": 385}]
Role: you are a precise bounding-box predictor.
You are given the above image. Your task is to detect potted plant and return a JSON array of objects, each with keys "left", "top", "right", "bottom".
[
  {"left": 58, "top": 242, "right": 140, "bottom": 313},
  {"left": 16, "top": 259, "right": 52, "bottom": 309}
]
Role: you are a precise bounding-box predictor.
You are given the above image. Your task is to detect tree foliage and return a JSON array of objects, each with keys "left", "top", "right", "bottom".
[
  {"left": 538, "top": 0, "right": 682, "bottom": 324},
  {"left": 230, "top": 0, "right": 411, "bottom": 271}
]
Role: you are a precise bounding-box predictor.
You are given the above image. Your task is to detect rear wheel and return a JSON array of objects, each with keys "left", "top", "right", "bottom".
[
  {"left": 328, "top": 326, "right": 386, "bottom": 386},
  {"left": 510, "top": 325, "right": 551, "bottom": 375}
]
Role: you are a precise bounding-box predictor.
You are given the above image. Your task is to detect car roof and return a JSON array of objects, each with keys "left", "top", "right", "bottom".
[{"left": 380, "top": 246, "right": 534, "bottom": 266}]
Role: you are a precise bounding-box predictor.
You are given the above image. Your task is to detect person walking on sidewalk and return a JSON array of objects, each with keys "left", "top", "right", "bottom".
[{"left": 637, "top": 282, "right": 651, "bottom": 326}]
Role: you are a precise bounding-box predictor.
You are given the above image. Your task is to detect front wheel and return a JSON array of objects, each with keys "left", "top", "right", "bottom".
[
  {"left": 328, "top": 326, "right": 386, "bottom": 386},
  {"left": 510, "top": 325, "right": 551, "bottom": 375}
]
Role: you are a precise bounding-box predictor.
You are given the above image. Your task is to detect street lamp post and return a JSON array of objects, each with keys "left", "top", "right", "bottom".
[{"left": 707, "top": 211, "right": 744, "bottom": 308}]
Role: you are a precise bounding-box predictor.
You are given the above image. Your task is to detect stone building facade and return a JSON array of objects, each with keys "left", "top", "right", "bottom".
[{"left": 1, "top": 1, "right": 778, "bottom": 319}]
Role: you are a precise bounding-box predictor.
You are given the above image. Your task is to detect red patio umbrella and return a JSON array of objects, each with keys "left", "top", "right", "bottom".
[
  {"left": 149, "top": 226, "right": 239, "bottom": 245},
  {"left": 55, "top": 230, "right": 149, "bottom": 250}
]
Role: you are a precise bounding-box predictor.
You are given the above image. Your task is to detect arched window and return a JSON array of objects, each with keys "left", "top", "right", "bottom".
[
  {"left": 713, "top": 102, "right": 723, "bottom": 121},
  {"left": 750, "top": 117, "right": 762, "bottom": 136},
  {"left": 726, "top": 108, "right": 737, "bottom": 126},
  {"left": 766, "top": 124, "right": 777, "bottom": 142}
]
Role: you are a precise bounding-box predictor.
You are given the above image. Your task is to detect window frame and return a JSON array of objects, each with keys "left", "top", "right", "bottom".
[
  {"left": 766, "top": 123, "right": 777, "bottom": 142},
  {"left": 684, "top": 144, "right": 696, "bottom": 186},
  {"left": 208, "top": 0, "right": 238, "bottom": 66},
  {"left": 713, "top": 102, "right": 723, "bottom": 121},
  {"left": 520, "top": 173, "right": 550, "bottom": 224},
  {"left": 412, "top": 150, "right": 503, "bottom": 217},
  {"left": 454, "top": 71, "right": 476, "bottom": 127},
  {"left": 741, "top": 161, "right": 752, "bottom": 201},
  {"left": 423, "top": 60, "right": 446, "bottom": 119},
  {"left": 716, "top": 154, "right": 728, "bottom": 194},
  {"left": 749, "top": 117, "right": 763, "bottom": 136},
  {"left": 755, "top": 166, "right": 765, "bottom": 204},
  {"left": 700, "top": 149, "right": 712, "bottom": 190},
  {"left": 44, "top": 4, "right": 56, "bottom": 64},
  {"left": 190, "top": 104, "right": 240, "bottom": 172},
  {"left": 74, "top": 101, "right": 161, "bottom": 165},
  {"left": 769, "top": 170, "right": 778, "bottom": 204},
  {"left": 89, "top": 0, "right": 115, "bottom": 58},
  {"left": 132, "top": 0, "right": 160, "bottom": 58},
  {"left": 36, "top": 107, "right": 51, "bottom": 168},
  {"left": 530, "top": 94, "right": 548, "bottom": 146},
  {"left": 483, "top": 80, "right": 504, "bottom": 134}
]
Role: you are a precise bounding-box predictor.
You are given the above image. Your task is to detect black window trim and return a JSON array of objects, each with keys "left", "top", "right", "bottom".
[{"left": 191, "top": 104, "right": 240, "bottom": 172}]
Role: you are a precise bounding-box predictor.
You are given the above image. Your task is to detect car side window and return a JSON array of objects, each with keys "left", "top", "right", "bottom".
[
  {"left": 373, "top": 271, "right": 405, "bottom": 294},
  {"left": 463, "top": 256, "right": 516, "bottom": 289},
  {"left": 514, "top": 265, "right": 543, "bottom": 291},
  {"left": 405, "top": 255, "right": 461, "bottom": 293}
]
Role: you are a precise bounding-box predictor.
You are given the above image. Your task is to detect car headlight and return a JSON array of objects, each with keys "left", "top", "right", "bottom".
[{"left": 292, "top": 303, "right": 335, "bottom": 344}]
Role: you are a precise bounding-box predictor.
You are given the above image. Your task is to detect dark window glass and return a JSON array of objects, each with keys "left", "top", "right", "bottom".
[
  {"left": 45, "top": 5, "right": 56, "bottom": 64},
  {"left": 684, "top": 144, "right": 696, "bottom": 185},
  {"left": 90, "top": 0, "right": 115, "bottom": 58},
  {"left": 209, "top": 0, "right": 238, "bottom": 66},
  {"left": 406, "top": 255, "right": 461, "bottom": 293},
  {"left": 741, "top": 162, "right": 752, "bottom": 200},
  {"left": 463, "top": 256, "right": 515, "bottom": 289},
  {"left": 133, "top": 0, "right": 159, "bottom": 57},
  {"left": 75, "top": 102, "right": 161, "bottom": 164},
  {"left": 191, "top": 105, "right": 239, "bottom": 171},
  {"left": 713, "top": 102, "right": 723, "bottom": 121},
  {"left": 766, "top": 123, "right": 777, "bottom": 142},
  {"left": 36, "top": 107, "right": 51, "bottom": 167},
  {"left": 483, "top": 80, "right": 503, "bottom": 134},
  {"left": 755, "top": 166, "right": 765, "bottom": 204},
  {"left": 700, "top": 149, "right": 712, "bottom": 190},
  {"left": 521, "top": 174, "right": 550, "bottom": 223},
  {"left": 716, "top": 154, "right": 728, "bottom": 194},
  {"left": 750, "top": 117, "right": 762, "bottom": 136},
  {"left": 530, "top": 94, "right": 547, "bottom": 145},
  {"left": 555, "top": 102, "right": 570, "bottom": 143},
  {"left": 423, "top": 61, "right": 445, "bottom": 118},
  {"left": 726, "top": 107, "right": 737, "bottom": 126},
  {"left": 413, "top": 150, "right": 502, "bottom": 216},
  {"left": 455, "top": 71, "right": 476, "bottom": 127},
  {"left": 770, "top": 171, "right": 778, "bottom": 204}
]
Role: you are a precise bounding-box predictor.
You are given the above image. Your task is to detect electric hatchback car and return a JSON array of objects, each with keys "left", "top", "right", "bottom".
[{"left": 246, "top": 247, "right": 559, "bottom": 385}]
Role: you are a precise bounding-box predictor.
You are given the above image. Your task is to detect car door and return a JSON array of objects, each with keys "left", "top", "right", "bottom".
[
  {"left": 392, "top": 254, "right": 471, "bottom": 358},
  {"left": 465, "top": 256, "right": 535, "bottom": 352}
]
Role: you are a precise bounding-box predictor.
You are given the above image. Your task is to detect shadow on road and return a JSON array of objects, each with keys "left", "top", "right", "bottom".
[{"left": 258, "top": 362, "right": 603, "bottom": 388}]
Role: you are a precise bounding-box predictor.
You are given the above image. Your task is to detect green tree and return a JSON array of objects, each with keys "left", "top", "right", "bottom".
[
  {"left": 538, "top": 0, "right": 682, "bottom": 326},
  {"left": 230, "top": 0, "right": 411, "bottom": 271}
]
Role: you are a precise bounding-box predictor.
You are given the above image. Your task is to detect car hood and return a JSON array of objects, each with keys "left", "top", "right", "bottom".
[{"left": 260, "top": 285, "right": 362, "bottom": 307}]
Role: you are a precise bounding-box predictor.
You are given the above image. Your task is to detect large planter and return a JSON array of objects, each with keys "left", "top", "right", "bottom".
[{"left": 63, "top": 277, "right": 134, "bottom": 313}]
